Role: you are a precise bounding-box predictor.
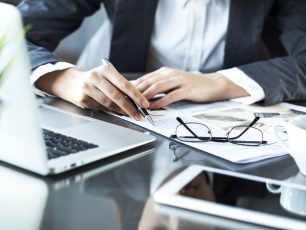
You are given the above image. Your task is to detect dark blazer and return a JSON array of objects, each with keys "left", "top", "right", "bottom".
[{"left": 18, "top": 0, "right": 306, "bottom": 105}]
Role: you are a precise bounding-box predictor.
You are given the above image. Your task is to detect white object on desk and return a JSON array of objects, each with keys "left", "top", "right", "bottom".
[
  {"left": 154, "top": 165, "right": 306, "bottom": 230},
  {"left": 0, "top": 4, "right": 156, "bottom": 175},
  {"left": 267, "top": 172, "right": 306, "bottom": 217},
  {"left": 273, "top": 115, "right": 306, "bottom": 175}
]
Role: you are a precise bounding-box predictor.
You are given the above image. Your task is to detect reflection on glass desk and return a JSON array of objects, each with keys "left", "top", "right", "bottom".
[
  {"left": 154, "top": 165, "right": 306, "bottom": 229},
  {"left": 0, "top": 97, "right": 304, "bottom": 229},
  {"left": 267, "top": 172, "right": 306, "bottom": 217},
  {"left": 0, "top": 145, "right": 155, "bottom": 230}
]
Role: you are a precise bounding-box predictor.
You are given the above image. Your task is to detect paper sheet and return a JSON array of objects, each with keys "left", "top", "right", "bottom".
[{"left": 111, "top": 101, "right": 305, "bottom": 163}]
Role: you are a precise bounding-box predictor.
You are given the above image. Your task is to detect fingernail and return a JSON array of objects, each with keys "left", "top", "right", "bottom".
[
  {"left": 134, "top": 112, "right": 142, "bottom": 121},
  {"left": 141, "top": 99, "right": 149, "bottom": 108}
]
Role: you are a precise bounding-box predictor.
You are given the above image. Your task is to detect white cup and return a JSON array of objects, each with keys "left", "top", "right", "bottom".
[
  {"left": 266, "top": 173, "right": 306, "bottom": 216},
  {"left": 273, "top": 115, "right": 306, "bottom": 175}
]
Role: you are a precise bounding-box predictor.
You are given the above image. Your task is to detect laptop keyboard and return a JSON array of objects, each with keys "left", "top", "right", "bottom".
[{"left": 43, "top": 129, "right": 98, "bottom": 160}]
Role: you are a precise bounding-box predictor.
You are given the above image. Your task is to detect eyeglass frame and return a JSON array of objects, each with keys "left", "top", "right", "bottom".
[{"left": 170, "top": 117, "right": 267, "bottom": 146}]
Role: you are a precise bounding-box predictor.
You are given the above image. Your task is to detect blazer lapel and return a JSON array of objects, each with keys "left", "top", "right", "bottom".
[
  {"left": 109, "top": 0, "right": 158, "bottom": 72},
  {"left": 223, "top": 0, "right": 266, "bottom": 69}
]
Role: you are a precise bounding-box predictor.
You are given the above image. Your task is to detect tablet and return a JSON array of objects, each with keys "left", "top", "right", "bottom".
[{"left": 153, "top": 165, "right": 306, "bottom": 230}]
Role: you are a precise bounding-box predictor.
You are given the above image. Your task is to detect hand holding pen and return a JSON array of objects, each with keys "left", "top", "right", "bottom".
[
  {"left": 70, "top": 58, "right": 150, "bottom": 121},
  {"left": 101, "top": 58, "right": 155, "bottom": 126}
]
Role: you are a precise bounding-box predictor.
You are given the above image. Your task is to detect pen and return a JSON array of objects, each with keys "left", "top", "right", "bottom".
[{"left": 101, "top": 58, "right": 155, "bottom": 126}]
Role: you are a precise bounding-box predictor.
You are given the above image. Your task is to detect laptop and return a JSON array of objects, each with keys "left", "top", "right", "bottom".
[{"left": 0, "top": 5, "right": 155, "bottom": 175}]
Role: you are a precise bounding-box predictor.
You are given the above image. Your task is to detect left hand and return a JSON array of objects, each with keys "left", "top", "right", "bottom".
[{"left": 135, "top": 67, "right": 249, "bottom": 109}]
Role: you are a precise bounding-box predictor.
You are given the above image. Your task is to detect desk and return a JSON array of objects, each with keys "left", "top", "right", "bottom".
[{"left": 0, "top": 97, "right": 303, "bottom": 230}]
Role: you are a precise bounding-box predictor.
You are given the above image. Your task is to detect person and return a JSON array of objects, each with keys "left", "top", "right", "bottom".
[{"left": 18, "top": 1, "right": 306, "bottom": 121}]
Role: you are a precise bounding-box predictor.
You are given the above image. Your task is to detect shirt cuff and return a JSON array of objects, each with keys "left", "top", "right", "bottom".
[
  {"left": 30, "top": 62, "right": 77, "bottom": 97},
  {"left": 217, "top": 67, "right": 265, "bottom": 105}
]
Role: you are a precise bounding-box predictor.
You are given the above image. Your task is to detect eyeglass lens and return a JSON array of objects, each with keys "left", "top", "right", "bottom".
[
  {"left": 227, "top": 126, "right": 263, "bottom": 146},
  {"left": 176, "top": 122, "right": 212, "bottom": 142}
]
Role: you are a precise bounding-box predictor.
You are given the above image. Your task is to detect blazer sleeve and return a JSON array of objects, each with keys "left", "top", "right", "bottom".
[
  {"left": 18, "top": 0, "right": 104, "bottom": 71},
  {"left": 238, "top": 0, "right": 306, "bottom": 105}
]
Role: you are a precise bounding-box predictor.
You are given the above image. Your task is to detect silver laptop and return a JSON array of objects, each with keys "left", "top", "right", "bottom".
[{"left": 0, "top": 7, "right": 155, "bottom": 175}]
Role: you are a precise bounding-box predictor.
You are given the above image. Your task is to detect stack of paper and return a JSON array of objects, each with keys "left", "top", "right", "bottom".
[{"left": 112, "top": 101, "right": 306, "bottom": 163}]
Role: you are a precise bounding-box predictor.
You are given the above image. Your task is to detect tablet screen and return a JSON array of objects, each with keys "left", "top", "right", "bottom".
[{"left": 154, "top": 166, "right": 306, "bottom": 229}]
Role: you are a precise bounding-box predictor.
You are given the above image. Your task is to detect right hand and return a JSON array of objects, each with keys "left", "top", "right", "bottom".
[{"left": 35, "top": 65, "right": 149, "bottom": 120}]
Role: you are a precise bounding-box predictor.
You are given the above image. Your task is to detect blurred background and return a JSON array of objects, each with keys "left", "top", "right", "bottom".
[
  {"left": 3, "top": 0, "right": 286, "bottom": 66},
  {"left": 2, "top": 0, "right": 106, "bottom": 64}
]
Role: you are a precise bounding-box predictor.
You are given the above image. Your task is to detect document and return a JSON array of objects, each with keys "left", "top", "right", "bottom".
[{"left": 112, "top": 100, "right": 306, "bottom": 163}]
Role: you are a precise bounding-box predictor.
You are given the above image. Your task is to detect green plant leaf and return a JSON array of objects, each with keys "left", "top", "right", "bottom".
[{"left": 0, "top": 24, "right": 31, "bottom": 86}]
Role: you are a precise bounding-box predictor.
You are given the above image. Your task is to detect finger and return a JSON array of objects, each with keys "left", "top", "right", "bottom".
[
  {"left": 136, "top": 68, "right": 173, "bottom": 90},
  {"left": 79, "top": 96, "right": 107, "bottom": 111},
  {"left": 95, "top": 76, "right": 142, "bottom": 120},
  {"left": 149, "top": 89, "right": 186, "bottom": 109},
  {"left": 142, "top": 79, "right": 180, "bottom": 100},
  {"left": 89, "top": 86, "right": 126, "bottom": 114},
  {"left": 83, "top": 97, "right": 126, "bottom": 115},
  {"left": 136, "top": 66, "right": 173, "bottom": 82},
  {"left": 136, "top": 74, "right": 161, "bottom": 93},
  {"left": 136, "top": 69, "right": 160, "bottom": 84},
  {"left": 137, "top": 73, "right": 175, "bottom": 93},
  {"left": 136, "top": 67, "right": 176, "bottom": 92},
  {"left": 81, "top": 78, "right": 126, "bottom": 114},
  {"left": 100, "top": 65, "right": 149, "bottom": 108}
]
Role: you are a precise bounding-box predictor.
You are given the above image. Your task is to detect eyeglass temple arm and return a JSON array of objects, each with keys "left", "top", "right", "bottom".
[
  {"left": 176, "top": 117, "right": 201, "bottom": 139},
  {"left": 229, "top": 116, "right": 260, "bottom": 139}
]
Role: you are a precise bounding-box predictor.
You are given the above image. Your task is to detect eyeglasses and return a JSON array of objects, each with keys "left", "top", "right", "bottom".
[
  {"left": 169, "top": 142, "right": 208, "bottom": 163},
  {"left": 170, "top": 117, "right": 267, "bottom": 146}
]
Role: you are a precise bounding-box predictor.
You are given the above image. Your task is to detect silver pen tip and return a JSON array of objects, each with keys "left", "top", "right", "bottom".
[{"left": 147, "top": 116, "right": 155, "bottom": 126}]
